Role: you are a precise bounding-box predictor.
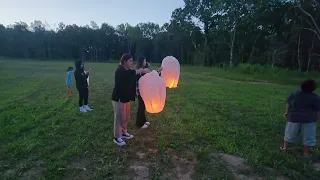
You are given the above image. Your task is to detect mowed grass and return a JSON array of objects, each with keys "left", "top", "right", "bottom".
[{"left": 0, "top": 59, "right": 320, "bottom": 179}]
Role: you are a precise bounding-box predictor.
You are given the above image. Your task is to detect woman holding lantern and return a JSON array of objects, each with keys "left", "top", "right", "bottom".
[
  {"left": 111, "top": 54, "right": 150, "bottom": 146},
  {"left": 135, "top": 56, "right": 163, "bottom": 129}
]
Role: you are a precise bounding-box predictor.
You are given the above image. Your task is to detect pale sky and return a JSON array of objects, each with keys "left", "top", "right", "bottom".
[{"left": 0, "top": 0, "right": 185, "bottom": 28}]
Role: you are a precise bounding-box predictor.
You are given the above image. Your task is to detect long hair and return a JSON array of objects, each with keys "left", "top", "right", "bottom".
[
  {"left": 136, "top": 56, "right": 146, "bottom": 69},
  {"left": 120, "top": 53, "right": 132, "bottom": 65},
  {"left": 67, "top": 66, "right": 73, "bottom": 72}
]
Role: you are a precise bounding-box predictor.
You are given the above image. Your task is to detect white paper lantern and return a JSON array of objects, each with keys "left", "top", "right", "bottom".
[
  {"left": 139, "top": 70, "right": 166, "bottom": 113},
  {"left": 161, "top": 56, "right": 180, "bottom": 88},
  {"left": 84, "top": 71, "right": 90, "bottom": 86}
]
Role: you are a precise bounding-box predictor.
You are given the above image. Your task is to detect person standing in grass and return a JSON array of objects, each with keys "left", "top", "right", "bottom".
[
  {"left": 282, "top": 79, "right": 320, "bottom": 156},
  {"left": 74, "top": 60, "right": 93, "bottom": 113},
  {"left": 66, "top": 66, "right": 74, "bottom": 98},
  {"left": 135, "top": 56, "right": 163, "bottom": 129},
  {"left": 111, "top": 54, "right": 150, "bottom": 146}
]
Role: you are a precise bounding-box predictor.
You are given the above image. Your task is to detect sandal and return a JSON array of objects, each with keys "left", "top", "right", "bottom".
[
  {"left": 280, "top": 146, "right": 293, "bottom": 152},
  {"left": 280, "top": 146, "right": 287, "bottom": 152}
]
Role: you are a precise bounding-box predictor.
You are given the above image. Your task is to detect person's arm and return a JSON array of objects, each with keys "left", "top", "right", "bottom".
[
  {"left": 157, "top": 67, "right": 163, "bottom": 76},
  {"left": 135, "top": 68, "right": 149, "bottom": 74},
  {"left": 284, "top": 93, "right": 294, "bottom": 120},
  {"left": 313, "top": 95, "right": 320, "bottom": 121},
  {"left": 317, "top": 112, "right": 320, "bottom": 122},
  {"left": 284, "top": 103, "right": 290, "bottom": 120},
  {"left": 135, "top": 69, "right": 143, "bottom": 74},
  {"left": 74, "top": 71, "right": 79, "bottom": 82},
  {"left": 114, "top": 69, "right": 126, "bottom": 99},
  {"left": 85, "top": 68, "right": 91, "bottom": 78},
  {"left": 84, "top": 71, "right": 89, "bottom": 79},
  {"left": 142, "top": 68, "right": 151, "bottom": 74}
]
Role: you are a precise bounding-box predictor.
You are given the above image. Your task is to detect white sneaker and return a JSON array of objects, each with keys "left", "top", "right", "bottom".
[
  {"left": 122, "top": 132, "right": 134, "bottom": 140},
  {"left": 113, "top": 138, "right": 126, "bottom": 146},
  {"left": 141, "top": 124, "right": 148, "bottom": 129},
  {"left": 145, "top": 122, "right": 150, "bottom": 126},
  {"left": 80, "top": 106, "right": 87, "bottom": 113},
  {"left": 84, "top": 105, "right": 93, "bottom": 111}
]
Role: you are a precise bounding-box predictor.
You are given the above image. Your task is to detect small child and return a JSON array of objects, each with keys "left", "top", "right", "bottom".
[
  {"left": 66, "top": 67, "right": 74, "bottom": 97},
  {"left": 282, "top": 79, "right": 320, "bottom": 156}
]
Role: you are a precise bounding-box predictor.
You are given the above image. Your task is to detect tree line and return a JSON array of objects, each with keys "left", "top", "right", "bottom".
[{"left": 0, "top": 0, "right": 319, "bottom": 72}]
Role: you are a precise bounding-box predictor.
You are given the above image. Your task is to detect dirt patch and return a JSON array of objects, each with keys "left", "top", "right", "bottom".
[
  {"left": 129, "top": 163, "right": 150, "bottom": 180},
  {"left": 126, "top": 128, "right": 156, "bottom": 180},
  {"left": 21, "top": 167, "right": 44, "bottom": 180},
  {"left": 160, "top": 148, "right": 197, "bottom": 180},
  {"left": 136, "top": 152, "right": 147, "bottom": 159},
  {"left": 130, "top": 148, "right": 197, "bottom": 180},
  {"left": 312, "top": 163, "right": 320, "bottom": 171},
  {"left": 210, "top": 153, "right": 288, "bottom": 180},
  {"left": 67, "top": 157, "right": 91, "bottom": 170},
  {"left": 148, "top": 148, "right": 158, "bottom": 153},
  {"left": 61, "top": 157, "right": 92, "bottom": 180},
  {"left": 128, "top": 127, "right": 198, "bottom": 180}
]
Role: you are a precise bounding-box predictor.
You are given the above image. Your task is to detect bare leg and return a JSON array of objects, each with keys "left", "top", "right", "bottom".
[
  {"left": 70, "top": 87, "right": 73, "bottom": 97},
  {"left": 282, "top": 140, "right": 289, "bottom": 151},
  {"left": 122, "top": 102, "right": 130, "bottom": 134},
  {"left": 304, "top": 146, "right": 311, "bottom": 155},
  {"left": 67, "top": 87, "right": 71, "bottom": 97}
]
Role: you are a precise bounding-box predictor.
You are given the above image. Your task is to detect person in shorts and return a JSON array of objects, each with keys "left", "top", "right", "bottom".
[{"left": 282, "top": 79, "right": 320, "bottom": 156}]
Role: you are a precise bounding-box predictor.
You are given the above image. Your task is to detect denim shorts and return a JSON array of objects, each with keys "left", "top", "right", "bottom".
[{"left": 284, "top": 122, "right": 316, "bottom": 146}]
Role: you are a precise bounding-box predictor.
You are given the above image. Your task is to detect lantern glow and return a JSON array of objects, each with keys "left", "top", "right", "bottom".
[
  {"left": 161, "top": 56, "right": 180, "bottom": 88},
  {"left": 139, "top": 70, "right": 166, "bottom": 113}
]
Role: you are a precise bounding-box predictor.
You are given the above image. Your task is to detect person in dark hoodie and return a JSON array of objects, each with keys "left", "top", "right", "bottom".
[
  {"left": 135, "top": 56, "right": 163, "bottom": 129},
  {"left": 74, "top": 60, "right": 93, "bottom": 113}
]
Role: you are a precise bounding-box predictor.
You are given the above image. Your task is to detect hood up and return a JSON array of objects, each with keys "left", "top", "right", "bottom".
[{"left": 75, "top": 60, "right": 84, "bottom": 71}]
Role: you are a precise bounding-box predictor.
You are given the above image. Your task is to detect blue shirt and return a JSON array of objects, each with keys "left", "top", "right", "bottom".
[
  {"left": 66, "top": 71, "right": 73, "bottom": 86},
  {"left": 286, "top": 91, "right": 320, "bottom": 123}
]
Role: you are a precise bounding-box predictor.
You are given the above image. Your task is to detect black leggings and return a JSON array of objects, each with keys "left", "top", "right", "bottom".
[
  {"left": 136, "top": 95, "right": 147, "bottom": 128},
  {"left": 77, "top": 87, "right": 88, "bottom": 107}
]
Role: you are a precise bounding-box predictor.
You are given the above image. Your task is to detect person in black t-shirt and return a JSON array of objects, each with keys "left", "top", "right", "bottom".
[
  {"left": 111, "top": 54, "right": 150, "bottom": 146},
  {"left": 282, "top": 79, "right": 320, "bottom": 156}
]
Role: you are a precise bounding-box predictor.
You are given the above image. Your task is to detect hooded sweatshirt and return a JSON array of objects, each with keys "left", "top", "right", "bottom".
[{"left": 74, "top": 60, "right": 88, "bottom": 89}]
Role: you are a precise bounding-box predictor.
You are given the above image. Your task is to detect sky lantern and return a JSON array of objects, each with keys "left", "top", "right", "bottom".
[
  {"left": 84, "top": 71, "right": 90, "bottom": 86},
  {"left": 139, "top": 70, "right": 166, "bottom": 113},
  {"left": 161, "top": 56, "right": 180, "bottom": 88}
]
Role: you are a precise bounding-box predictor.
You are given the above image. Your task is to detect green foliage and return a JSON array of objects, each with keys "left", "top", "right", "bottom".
[{"left": 0, "top": 1, "right": 319, "bottom": 71}]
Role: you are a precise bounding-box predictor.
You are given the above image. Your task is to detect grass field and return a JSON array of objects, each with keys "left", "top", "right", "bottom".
[{"left": 1, "top": 59, "right": 320, "bottom": 180}]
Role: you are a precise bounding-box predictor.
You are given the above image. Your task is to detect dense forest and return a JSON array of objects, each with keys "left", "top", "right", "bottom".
[{"left": 0, "top": 0, "right": 319, "bottom": 71}]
